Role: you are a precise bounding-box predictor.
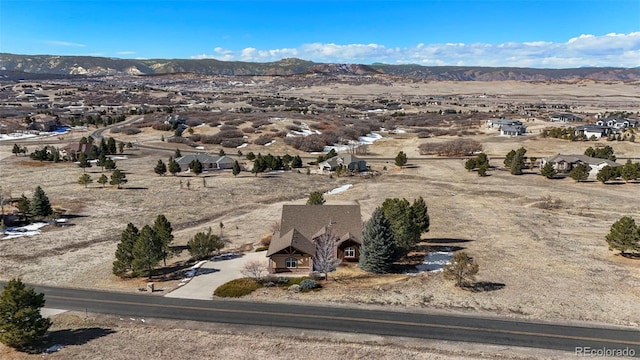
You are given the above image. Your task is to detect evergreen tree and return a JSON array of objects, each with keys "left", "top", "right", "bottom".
[
  {"left": 104, "top": 158, "right": 117, "bottom": 170},
  {"left": 411, "top": 196, "right": 430, "bottom": 234},
  {"left": 218, "top": 149, "right": 226, "bottom": 156},
  {"left": 0, "top": 279, "right": 52, "bottom": 350},
  {"left": 153, "top": 215, "right": 173, "bottom": 267},
  {"left": 187, "top": 227, "right": 225, "bottom": 260},
  {"left": 189, "top": 159, "right": 203, "bottom": 175},
  {"left": 395, "top": 151, "right": 408, "bottom": 167},
  {"left": 510, "top": 147, "right": 526, "bottom": 175},
  {"left": 540, "top": 162, "right": 557, "bottom": 179},
  {"left": 477, "top": 163, "right": 488, "bottom": 177},
  {"left": 381, "top": 198, "right": 420, "bottom": 259},
  {"left": 605, "top": 216, "right": 639, "bottom": 256},
  {"left": 464, "top": 158, "right": 477, "bottom": 171},
  {"left": 443, "top": 251, "right": 479, "bottom": 287},
  {"left": 597, "top": 165, "right": 618, "bottom": 184},
  {"left": 504, "top": 149, "right": 516, "bottom": 168},
  {"left": 112, "top": 223, "right": 139, "bottom": 277},
  {"left": 96, "top": 153, "right": 107, "bottom": 171},
  {"left": 78, "top": 173, "right": 93, "bottom": 188},
  {"left": 131, "top": 225, "right": 163, "bottom": 278},
  {"left": 359, "top": 208, "right": 396, "bottom": 273},
  {"left": 232, "top": 160, "right": 241, "bottom": 176},
  {"left": 174, "top": 148, "right": 182, "bottom": 158},
  {"left": 118, "top": 141, "right": 125, "bottom": 154},
  {"left": 30, "top": 186, "right": 52, "bottom": 219},
  {"left": 17, "top": 194, "right": 31, "bottom": 222},
  {"left": 168, "top": 158, "right": 180, "bottom": 175},
  {"left": 99, "top": 138, "right": 108, "bottom": 155},
  {"left": 154, "top": 159, "right": 167, "bottom": 176},
  {"left": 97, "top": 174, "right": 109, "bottom": 187},
  {"left": 620, "top": 160, "right": 638, "bottom": 182},
  {"left": 291, "top": 155, "right": 303, "bottom": 168},
  {"left": 78, "top": 152, "right": 91, "bottom": 172},
  {"left": 245, "top": 152, "right": 256, "bottom": 161},
  {"left": 12, "top": 144, "right": 21, "bottom": 156},
  {"left": 306, "top": 191, "right": 325, "bottom": 205},
  {"left": 569, "top": 163, "right": 590, "bottom": 182},
  {"left": 107, "top": 137, "right": 117, "bottom": 154},
  {"left": 110, "top": 169, "right": 127, "bottom": 189}
]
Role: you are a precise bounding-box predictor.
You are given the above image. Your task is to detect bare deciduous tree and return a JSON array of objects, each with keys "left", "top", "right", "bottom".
[
  {"left": 312, "top": 231, "right": 341, "bottom": 280},
  {"left": 241, "top": 260, "right": 268, "bottom": 281}
]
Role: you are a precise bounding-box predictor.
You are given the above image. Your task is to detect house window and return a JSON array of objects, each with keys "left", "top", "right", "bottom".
[
  {"left": 344, "top": 247, "right": 356, "bottom": 258},
  {"left": 285, "top": 257, "right": 297, "bottom": 268}
]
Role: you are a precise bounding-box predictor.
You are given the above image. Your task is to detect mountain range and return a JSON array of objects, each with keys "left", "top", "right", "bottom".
[{"left": 1, "top": 53, "right": 639, "bottom": 81}]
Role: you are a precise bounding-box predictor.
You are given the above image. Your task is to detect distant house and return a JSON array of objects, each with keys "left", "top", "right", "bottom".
[
  {"left": 574, "top": 125, "right": 610, "bottom": 139},
  {"left": 28, "top": 114, "right": 58, "bottom": 132},
  {"left": 500, "top": 124, "right": 527, "bottom": 136},
  {"left": 550, "top": 113, "right": 582, "bottom": 123},
  {"left": 541, "top": 154, "right": 621, "bottom": 179},
  {"left": 174, "top": 154, "right": 236, "bottom": 172},
  {"left": 318, "top": 154, "right": 367, "bottom": 173},
  {"left": 267, "top": 204, "right": 363, "bottom": 273},
  {"left": 596, "top": 117, "right": 638, "bottom": 130},
  {"left": 486, "top": 118, "right": 522, "bottom": 129}
]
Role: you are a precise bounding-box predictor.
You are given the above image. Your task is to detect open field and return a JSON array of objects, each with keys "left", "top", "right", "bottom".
[{"left": 1, "top": 79, "right": 639, "bottom": 357}]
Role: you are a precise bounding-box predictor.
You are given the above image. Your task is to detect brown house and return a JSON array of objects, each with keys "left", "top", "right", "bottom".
[{"left": 266, "top": 204, "right": 363, "bottom": 273}]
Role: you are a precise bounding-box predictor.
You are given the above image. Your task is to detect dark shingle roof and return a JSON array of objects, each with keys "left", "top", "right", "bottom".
[
  {"left": 266, "top": 228, "right": 315, "bottom": 256},
  {"left": 279, "top": 205, "right": 362, "bottom": 242}
]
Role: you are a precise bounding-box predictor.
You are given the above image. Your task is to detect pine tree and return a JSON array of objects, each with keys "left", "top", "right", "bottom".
[
  {"left": 107, "top": 137, "right": 117, "bottom": 154},
  {"left": 168, "top": 158, "right": 181, "bottom": 176},
  {"left": 291, "top": 155, "right": 303, "bottom": 168},
  {"left": 540, "top": 162, "right": 557, "bottom": 179},
  {"left": 17, "top": 194, "right": 31, "bottom": 222},
  {"left": 382, "top": 198, "right": 420, "bottom": 259},
  {"left": 30, "top": 186, "right": 52, "bottom": 219},
  {"left": 569, "top": 163, "right": 590, "bottom": 182},
  {"left": 596, "top": 165, "right": 618, "bottom": 184},
  {"left": 232, "top": 160, "right": 241, "bottom": 176},
  {"left": 110, "top": 169, "right": 127, "bottom": 189},
  {"left": 605, "top": 216, "right": 639, "bottom": 256},
  {"left": 510, "top": 147, "right": 526, "bottom": 175},
  {"left": 118, "top": 141, "right": 125, "bottom": 154},
  {"left": 131, "top": 225, "right": 163, "bottom": 278},
  {"left": 12, "top": 144, "right": 21, "bottom": 156},
  {"left": 411, "top": 196, "right": 430, "bottom": 234},
  {"left": 187, "top": 227, "right": 225, "bottom": 260},
  {"left": 464, "top": 158, "right": 477, "bottom": 171},
  {"left": 153, "top": 215, "right": 173, "bottom": 267},
  {"left": 620, "top": 160, "right": 638, "bottom": 182},
  {"left": 154, "top": 159, "right": 167, "bottom": 176},
  {"left": 0, "top": 279, "right": 52, "bottom": 350},
  {"left": 174, "top": 148, "right": 182, "bottom": 158},
  {"left": 104, "top": 158, "right": 117, "bottom": 170},
  {"left": 359, "top": 208, "right": 396, "bottom": 273},
  {"left": 504, "top": 149, "right": 516, "bottom": 168},
  {"left": 96, "top": 152, "right": 107, "bottom": 171},
  {"left": 443, "top": 251, "right": 479, "bottom": 287},
  {"left": 97, "top": 174, "right": 108, "bottom": 187},
  {"left": 477, "top": 163, "right": 488, "bottom": 177},
  {"left": 113, "top": 223, "right": 140, "bottom": 277},
  {"left": 306, "top": 191, "right": 325, "bottom": 205},
  {"left": 395, "top": 151, "right": 408, "bottom": 167},
  {"left": 78, "top": 152, "right": 91, "bottom": 172},
  {"left": 78, "top": 173, "right": 93, "bottom": 188},
  {"left": 189, "top": 159, "right": 203, "bottom": 175}
]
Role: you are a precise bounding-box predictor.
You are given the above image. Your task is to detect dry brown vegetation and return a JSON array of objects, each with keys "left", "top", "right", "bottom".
[{"left": 1, "top": 78, "right": 639, "bottom": 358}]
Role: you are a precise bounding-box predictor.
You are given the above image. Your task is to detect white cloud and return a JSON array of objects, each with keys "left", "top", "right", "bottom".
[
  {"left": 116, "top": 51, "right": 136, "bottom": 55},
  {"left": 45, "top": 40, "right": 86, "bottom": 47},
  {"left": 191, "top": 32, "right": 640, "bottom": 68}
]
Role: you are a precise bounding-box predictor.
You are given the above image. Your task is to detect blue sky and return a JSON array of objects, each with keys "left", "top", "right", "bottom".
[{"left": 1, "top": 0, "right": 639, "bottom": 68}]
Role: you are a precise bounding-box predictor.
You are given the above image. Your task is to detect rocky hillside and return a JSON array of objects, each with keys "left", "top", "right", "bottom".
[{"left": 1, "top": 53, "right": 639, "bottom": 81}]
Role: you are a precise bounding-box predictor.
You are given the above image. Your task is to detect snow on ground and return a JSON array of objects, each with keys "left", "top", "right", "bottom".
[
  {"left": 0, "top": 132, "right": 38, "bottom": 141},
  {"left": 110, "top": 155, "right": 129, "bottom": 160},
  {"left": 323, "top": 132, "right": 383, "bottom": 153},
  {"left": 413, "top": 251, "right": 453, "bottom": 273},
  {"left": 325, "top": 184, "right": 353, "bottom": 195},
  {"left": 264, "top": 140, "right": 276, "bottom": 146},
  {"left": 0, "top": 127, "right": 72, "bottom": 141},
  {"left": 2, "top": 222, "right": 50, "bottom": 240},
  {"left": 236, "top": 143, "right": 248, "bottom": 148}
]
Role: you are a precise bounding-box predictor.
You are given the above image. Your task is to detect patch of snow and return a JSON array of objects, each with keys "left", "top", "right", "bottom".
[
  {"left": 2, "top": 222, "right": 49, "bottom": 240},
  {"left": 110, "top": 156, "right": 128, "bottom": 160},
  {"left": 414, "top": 251, "right": 453, "bottom": 273},
  {"left": 44, "top": 344, "right": 63, "bottom": 354},
  {"left": 323, "top": 132, "right": 383, "bottom": 153},
  {"left": 196, "top": 146, "right": 205, "bottom": 150},
  {"left": 264, "top": 140, "right": 276, "bottom": 146},
  {"left": 325, "top": 184, "right": 353, "bottom": 195},
  {"left": 236, "top": 143, "right": 248, "bottom": 148},
  {"left": 0, "top": 132, "right": 38, "bottom": 141},
  {"left": 390, "top": 129, "right": 407, "bottom": 134}
]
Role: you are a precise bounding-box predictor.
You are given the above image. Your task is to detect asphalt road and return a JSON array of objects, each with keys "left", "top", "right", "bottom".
[{"left": 1, "top": 282, "right": 638, "bottom": 353}]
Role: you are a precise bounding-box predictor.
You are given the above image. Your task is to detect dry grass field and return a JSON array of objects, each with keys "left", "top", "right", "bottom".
[{"left": 0, "top": 80, "right": 639, "bottom": 358}]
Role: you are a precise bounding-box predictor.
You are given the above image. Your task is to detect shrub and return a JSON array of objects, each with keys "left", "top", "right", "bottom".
[
  {"left": 152, "top": 122, "right": 173, "bottom": 131},
  {"left": 254, "top": 136, "right": 274, "bottom": 145},
  {"left": 185, "top": 119, "right": 203, "bottom": 127},
  {"left": 285, "top": 124, "right": 303, "bottom": 132},
  {"left": 188, "top": 134, "right": 202, "bottom": 142},
  {"left": 418, "top": 139, "right": 482, "bottom": 156},
  {"left": 241, "top": 127, "right": 256, "bottom": 133},
  {"left": 299, "top": 279, "right": 317, "bottom": 291},
  {"left": 220, "top": 125, "right": 238, "bottom": 132},
  {"left": 213, "top": 278, "right": 262, "bottom": 297},
  {"left": 221, "top": 138, "right": 245, "bottom": 148},
  {"left": 255, "top": 246, "right": 269, "bottom": 252},
  {"left": 288, "top": 284, "right": 301, "bottom": 293},
  {"left": 122, "top": 126, "right": 142, "bottom": 135},
  {"left": 207, "top": 120, "right": 221, "bottom": 127},
  {"left": 260, "top": 233, "right": 272, "bottom": 246},
  {"left": 282, "top": 276, "right": 310, "bottom": 287},
  {"left": 110, "top": 127, "right": 122, "bottom": 133}
]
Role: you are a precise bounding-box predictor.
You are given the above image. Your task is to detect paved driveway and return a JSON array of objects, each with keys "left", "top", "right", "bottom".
[{"left": 165, "top": 251, "right": 269, "bottom": 300}]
